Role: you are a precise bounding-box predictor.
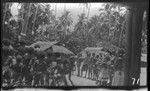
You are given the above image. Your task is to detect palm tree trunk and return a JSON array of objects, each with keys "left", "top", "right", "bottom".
[
  {"left": 87, "top": 4, "right": 91, "bottom": 20},
  {"left": 118, "top": 20, "right": 126, "bottom": 47},
  {"left": 108, "top": 24, "right": 111, "bottom": 41},
  {"left": 23, "top": 3, "right": 32, "bottom": 35},
  {"left": 55, "top": 3, "right": 57, "bottom": 18},
  {"left": 108, "top": 12, "right": 111, "bottom": 41},
  {"left": 21, "top": 4, "right": 24, "bottom": 35},
  {"left": 64, "top": 4, "right": 66, "bottom": 12},
  {"left": 114, "top": 20, "right": 126, "bottom": 65},
  {"left": 31, "top": 4, "right": 38, "bottom": 35},
  {"left": 83, "top": 6, "right": 85, "bottom": 14},
  {"left": 2, "top": 3, "right": 8, "bottom": 29}
]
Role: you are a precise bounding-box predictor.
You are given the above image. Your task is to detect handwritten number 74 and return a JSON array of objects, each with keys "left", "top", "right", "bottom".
[{"left": 132, "top": 78, "right": 140, "bottom": 85}]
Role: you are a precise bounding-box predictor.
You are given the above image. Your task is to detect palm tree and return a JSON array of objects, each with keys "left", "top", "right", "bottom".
[
  {"left": 79, "top": 3, "right": 90, "bottom": 18},
  {"left": 88, "top": 15, "right": 100, "bottom": 33},
  {"left": 86, "top": 3, "right": 91, "bottom": 20},
  {"left": 64, "top": 3, "right": 66, "bottom": 12},
  {"left": 31, "top": 3, "right": 39, "bottom": 35},
  {"left": 74, "top": 13, "right": 87, "bottom": 35},
  {"left": 79, "top": 3, "right": 85, "bottom": 14},
  {"left": 20, "top": 3, "right": 32, "bottom": 36},
  {"left": 59, "top": 10, "right": 73, "bottom": 35},
  {"left": 55, "top": 3, "right": 57, "bottom": 18}
]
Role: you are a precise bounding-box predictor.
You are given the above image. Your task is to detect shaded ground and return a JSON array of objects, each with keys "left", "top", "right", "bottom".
[{"left": 67, "top": 75, "right": 96, "bottom": 86}]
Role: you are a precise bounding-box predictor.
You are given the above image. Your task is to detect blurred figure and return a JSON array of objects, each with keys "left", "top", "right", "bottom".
[
  {"left": 111, "top": 49, "right": 125, "bottom": 86},
  {"left": 88, "top": 53, "right": 95, "bottom": 79},
  {"left": 22, "top": 51, "right": 34, "bottom": 86},
  {"left": 33, "top": 59, "right": 41, "bottom": 86},
  {"left": 93, "top": 55, "right": 100, "bottom": 80},
  {"left": 76, "top": 54, "right": 84, "bottom": 77},
  {"left": 98, "top": 63, "right": 110, "bottom": 86},
  {"left": 36, "top": 54, "right": 46, "bottom": 86},
  {"left": 67, "top": 56, "right": 76, "bottom": 86}
]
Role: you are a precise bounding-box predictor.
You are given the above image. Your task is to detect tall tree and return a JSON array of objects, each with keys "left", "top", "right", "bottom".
[
  {"left": 31, "top": 3, "right": 39, "bottom": 35},
  {"left": 58, "top": 10, "right": 73, "bottom": 35},
  {"left": 55, "top": 3, "right": 57, "bottom": 18},
  {"left": 22, "top": 3, "right": 32, "bottom": 35}
]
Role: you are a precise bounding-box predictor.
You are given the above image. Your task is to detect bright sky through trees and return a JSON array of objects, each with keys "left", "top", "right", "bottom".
[
  {"left": 11, "top": 3, "right": 105, "bottom": 25},
  {"left": 11, "top": 3, "right": 127, "bottom": 27}
]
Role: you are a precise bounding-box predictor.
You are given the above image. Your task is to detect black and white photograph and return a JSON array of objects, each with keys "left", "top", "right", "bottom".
[{"left": 1, "top": 1, "right": 148, "bottom": 89}]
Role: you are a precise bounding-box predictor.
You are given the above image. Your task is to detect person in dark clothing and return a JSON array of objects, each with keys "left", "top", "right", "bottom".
[
  {"left": 51, "top": 57, "right": 69, "bottom": 86},
  {"left": 77, "top": 54, "right": 84, "bottom": 77},
  {"left": 10, "top": 57, "right": 22, "bottom": 83},
  {"left": 51, "top": 61, "right": 68, "bottom": 86},
  {"left": 33, "top": 59, "right": 40, "bottom": 86},
  {"left": 60, "top": 55, "right": 75, "bottom": 86},
  {"left": 15, "top": 54, "right": 23, "bottom": 80},
  {"left": 70, "top": 56, "right": 76, "bottom": 75},
  {"left": 66, "top": 56, "right": 75, "bottom": 86},
  {"left": 93, "top": 55, "right": 100, "bottom": 80},
  {"left": 33, "top": 53, "right": 46, "bottom": 86},
  {"left": 21, "top": 52, "right": 34, "bottom": 86},
  {"left": 39, "top": 60, "right": 47, "bottom": 85}
]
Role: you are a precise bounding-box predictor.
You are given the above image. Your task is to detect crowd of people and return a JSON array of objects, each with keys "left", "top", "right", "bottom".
[
  {"left": 75, "top": 49, "right": 125, "bottom": 86},
  {"left": 2, "top": 39, "right": 125, "bottom": 87},
  {"left": 2, "top": 41, "right": 76, "bottom": 86}
]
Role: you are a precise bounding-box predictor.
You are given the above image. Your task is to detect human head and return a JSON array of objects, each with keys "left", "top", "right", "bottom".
[
  {"left": 114, "top": 59, "right": 123, "bottom": 71},
  {"left": 35, "top": 59, "right": 39, "bottom": 64},
  {"left": 118, "top": 49, "right": 125, "bottom": 57},
  {"left": 92, "top": 53, "right": 95, "bottom": 57},
  {"left": 89, "top": 53, "right": 91, "bottom": 57},
  {"left": 86, "top": 52, "right": 89, "bottom": 55},
  {"left": 96, "top": 55, "right": 99, "bottom": 59}
]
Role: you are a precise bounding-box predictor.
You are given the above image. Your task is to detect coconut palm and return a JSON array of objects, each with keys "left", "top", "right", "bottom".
[
  {"left": 98, "top": 3, "right": 127, "bottom": 47},
  {"left": 58, "top": 10, "right": 73, "bottom": 35},
  {"left": 55, "top": 3, "right": 57, "bottom": 18},
  {"left": 79, "top": 3, "right": 91, "bottom": 20}
]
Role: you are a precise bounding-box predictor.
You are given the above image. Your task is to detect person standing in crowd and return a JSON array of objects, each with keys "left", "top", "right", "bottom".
[
  {"left": 33, "top": 58, "right": 41, "bottom": 86},
  {"left": 99, "top": 63, "right": 110, "bottom": 86},
  {"left": 66, "top": 56, "right": 75, "bottom": 86},
  {"left": 77, "top": 54, "right": 84, "bottom": 77},
  {"left": 43, "top": 55, "right": 50, "bottom": 85},
  {"left": 2, "top": 56, "right": 13, "bottom": 84},
  {"left": 61, "top": 56, "right": 70, "bottom": 86},
  {"left": 53, "top": 56, "right": 69, "bottom": 86},
  {"left": 88, "top": 53, "right": 95, "bottom": 79},
  {"left": 111, "top": 49, "right": 125, "bottom": 86},
  {"left": 93, "top": 55, "right": 100, "bottom": 81},
  {"left": 81, "top": 52, "right": 90, "bottom": 78},
  {"left": 70, "top": 56, "right": 76, "bottom": 75},
  {"left": 15, "top": 53, "right": 23, "bottom": 80},
  {"left": 36, "top": 53, "right": 46, "bottom": 85},
  {"left": 22, "top": 51, "right": 33, "bottom": 85},
  {"left": 10, "top": 55, "right": 21, "bottom": 82}
]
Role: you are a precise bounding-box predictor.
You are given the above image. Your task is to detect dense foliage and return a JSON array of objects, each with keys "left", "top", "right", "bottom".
[{"left": 2, "top": 3, "right": 147, "bottom": 54}]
